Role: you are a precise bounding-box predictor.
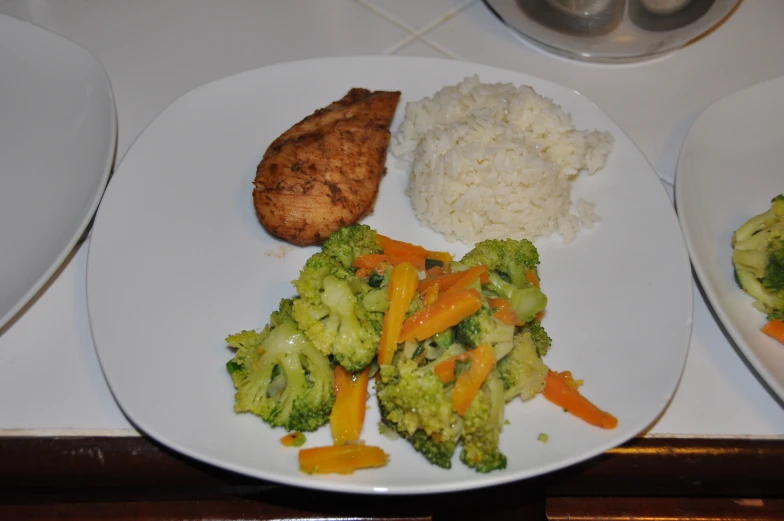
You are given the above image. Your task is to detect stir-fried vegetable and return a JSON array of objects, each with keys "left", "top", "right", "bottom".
[{"left": 225, "top": 225, "right": 617, "bottom": 476}]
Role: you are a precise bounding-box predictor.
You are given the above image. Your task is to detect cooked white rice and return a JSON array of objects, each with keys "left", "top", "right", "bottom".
[{"left": 391, "top": 75, "right": 613, "bottom": 244}]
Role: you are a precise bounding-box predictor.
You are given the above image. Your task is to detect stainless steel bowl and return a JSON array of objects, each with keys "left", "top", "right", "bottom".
[{"left": 484, "top": 0, "right": 740, "bottom": 63}]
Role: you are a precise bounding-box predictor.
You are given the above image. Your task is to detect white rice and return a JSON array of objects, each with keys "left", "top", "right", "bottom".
[{"left": 391, "top": 75, "right": 613, "bottom": 244}]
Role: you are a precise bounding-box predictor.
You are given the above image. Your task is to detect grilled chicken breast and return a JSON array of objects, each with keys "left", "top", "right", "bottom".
[{"left": 253, "top": 88, "right": 401, "bottom": 246}]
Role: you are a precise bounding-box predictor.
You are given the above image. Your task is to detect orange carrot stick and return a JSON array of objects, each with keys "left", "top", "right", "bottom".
[
  {"left": 377, "top": 262, "right": 419, "bottom": 365},
  {"left": 355, "top": 267, "right": 372, "bottom": 280},
  {"left": 299, "top": 444, "right": 389, "bottom": 474},
  {"left": 353, "top": 254, "right": 388, "bottom": 269},
  {"left": 330, "top": 366, "right": 370, "bottom": 444},
  {"left": 399, "top": 289, "right": 483, "bottom": 343},
  {"left": 433, "top": 351, "right": 470, "bottom": 384},
  {"left": 425, "top": 264, "right": 448, "bottom": 279},
  {"left": 452, "top": 344, "right": 496, "bottom": 416},
  {"left": 526, "top": 270, "right": 540, "bottom": 289},
  {"left": 762, "top": 319, "right": 784, "bottom": 344},
  {"left": 376, "top": 234, "right": 452, "bottom": 264},
  {"left": 434, "top": 358, "right": 457, "bottom": 384},
  {"left": 386, "top": 253, "right": 426, "bottom": 271},
  {"left": 487, "top": 297, "right": 521, "bottom": 326},
  {"left": 419, "top": 265, "right": 488, "bottom": 295},
  {"left": 421, "top": 283, "right": 439, "bottom": 307},
  {"left": 542, "top": 370, "right": 618, "bottom": 429},
  {"left": 354, "top": 253, "right": 425, "bottom": 271}
]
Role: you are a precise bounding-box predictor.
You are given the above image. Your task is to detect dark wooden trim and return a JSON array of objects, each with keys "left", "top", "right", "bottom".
[
  {"left": 546, "top": 497, "right": 784, "bottom": 521},
  {"left": 0, "top": 435, "right": 781, "bottom": 520}
]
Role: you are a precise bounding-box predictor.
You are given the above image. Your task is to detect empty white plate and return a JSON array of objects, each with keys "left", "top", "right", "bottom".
[{"left": 0, "top": 14, "right": 116, "bottom": 331}]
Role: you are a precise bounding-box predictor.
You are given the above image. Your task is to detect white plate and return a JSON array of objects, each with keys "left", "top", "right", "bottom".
[
  {"left": 87, "top": 56, "right": 692, "bottom": 495},
  {"left": 676, "top": 76, "right": 784, "bottom": 402},
  {"left": 0, "top": 14, "right": 116, "bottom": 331}
]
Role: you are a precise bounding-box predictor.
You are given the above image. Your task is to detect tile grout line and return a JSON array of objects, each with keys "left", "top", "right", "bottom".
[
  {"left": 417, "top": 36, "right": 461, "bottom": 60},
  {"left": 352, "top": 0, "right": 418, "bottom": 34},
  {"left": 416, "top": 37, "right": 459, "bottom": 59},
  {"left": 353, "top": 0, "right": 478, "bottom": 57},
  {"left": 417, "top": 0, "right": 478, "bottom": 36},
  {"left": 381, "top": 33, "right": 417, "bottom": 55}
]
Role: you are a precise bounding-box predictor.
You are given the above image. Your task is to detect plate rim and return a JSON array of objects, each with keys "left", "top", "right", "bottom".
[
  {"left": 0, "top": 13, "right": 117, "bottom": 332},
  {"left": 86, "top": 54, "right": 693, "bottom": 495},
  {"left": 674, "top": 74, "right": 784, "bottom": 402}
]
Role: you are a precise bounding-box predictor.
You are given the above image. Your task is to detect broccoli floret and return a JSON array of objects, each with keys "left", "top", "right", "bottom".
[
  {"left": 226, "top": 298, "right": 335, "bottom": 432},
  {"left": 321, "top": 224, "right": 382, "bottom": 270},
  {"left": 456, "top": 306, "right": 515, "bottom": 351},
  {"left": 733, "top": 195, "right": 784, "bottom": 319},
  {"left": 525, "top": 320, "right": 553, "bottom": 358},
  {"left": 376, "top": 359, "right": 461, "bottom": 468},
  {"left": 293, "top": 273, "right": 382, "bottom": 372},
  {"left": 461, "top": 238, "right": 540, "bottom": 288},
  {"left": 461, "top": 239, "right": 547, "bottom": 323},
  {"left": 485, "top": 272, "right": 547, "bottom": 324},
  {"left": 431, "top": 327, "right": 456, "bottom": 350},
  {"left": 497, "top": 322, "right": 550, "bottom": 402},
  {"left": 292, "top": 235, "right": 383, "bottom": 371},
  {"left": 460, "top": 370, "right": 507, "bottom": 473}
]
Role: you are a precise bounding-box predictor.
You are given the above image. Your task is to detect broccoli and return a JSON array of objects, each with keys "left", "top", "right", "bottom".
[
  {"left": 225, "top": 298, "right": 335, "bottom": 432},
  {"left": 292, "top": 230, "right": 384, "bottom": 371},
  {"left": 456, "top": 306, "right": 515, "bottom": 351},
  {"left": 497, "top": 322, "right": 551, "bottom": 402},
  {"left": 460, "top": 371, "right": 507, "bottom": 473},
  {"left": 461, "top": 239, "right": 547, "bottom": 323},
  {"left": 431, "top": 327, "right": 456, "bottom": 350},
  {"left": 461, "top": 238, "right": 540, "bottom": 288},
  {"left": 376, "top": 359, "right": 462, "bottom": 468},
  {"left": 321, "top": 224, "right": 382, "bottom": 270},
  {"left": 733, "top": 195, "right": 784, "bottom": 320},
  {"left": 486, "top": 272, "right": 547, "bottom": 324}
]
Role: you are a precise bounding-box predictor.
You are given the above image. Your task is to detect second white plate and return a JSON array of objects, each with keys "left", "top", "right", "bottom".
[
  {"left": 676, "top": 75, "right": 784, "bottom": 402},
  {"left": 0, "top": 14, "right": 116, "bottom": 331},
  {"left": 87, "top": 56, "right": 692, "bottom": 494}
]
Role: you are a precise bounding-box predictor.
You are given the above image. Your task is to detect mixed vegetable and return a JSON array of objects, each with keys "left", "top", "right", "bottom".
[
  {"left": 225, "top": 225, "right": 617, "bottom": 475},
  {"left": 732, "top": 195, "right": 784, "bottom": 343}
]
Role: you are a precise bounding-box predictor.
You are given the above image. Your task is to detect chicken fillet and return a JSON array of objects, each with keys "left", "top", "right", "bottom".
[{"left": 253, "top": 88, "right": 401, "bottom": 246}]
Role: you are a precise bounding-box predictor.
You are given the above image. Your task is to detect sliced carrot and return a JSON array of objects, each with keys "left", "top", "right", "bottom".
[
  {"left": 377, "top": 262, "right": 419, "bottom": 365},
  {"left": 353, "top": 253, "right": 425, "bottom": 271},
  {"left": 299, "top": 444, "right": 389, "bottom": 474},
  {"left": 433, "top": 351, "right": 470, "bottom": 384},
  {"left": 353, "top": 253, "right": 388, "bottom": 270},
  {"left": 542, "top": 370, "right": 618, "bottom": 429},
  {"left": 452, "top": 344, "right": 496, "bottom": 416},
  {"left": 526, "top": 270, "right": 540, "bottom": 289},
  {"left": 330, "top": 366, "right": 370, "bottom": 444},
  {"left": 762, "top": 319, "right": 784, "bottom": 344},
  {"left": 535, "top": 311, "right": 544, "bottom": 322},
  {"left": 386, "top": 252, "right": 426, "bottom": 271},
  {"left": 355, "top": 267, "right": 372, "bottom": 280},
  {"left": 280, "top": 432, "right": 306, "bottom": 447},
  {"left": 419, "top": 265, "right": 488, "bottom": 295},
  {"left": 376, "top": 234, "right": 452, "bottom": 264},
  {"left": 425, "top": 264, "right": 448, "bottom": 279},
  {"left": 399, "top": 289, "right": 483, "bottom": 343},
  {"left": 434, "top": 358, "right": 457, "bottom": 384},
  {"left": 487, "top": 297, "right": 521, "bottom": 326},
  {"left": 421, "top": 283, "right": 440, "bottom": 307}
]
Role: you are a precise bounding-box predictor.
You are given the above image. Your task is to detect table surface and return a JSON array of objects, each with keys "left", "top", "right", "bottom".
[{"left": 0, "top": 0, "right": 782, "bottom": 441}]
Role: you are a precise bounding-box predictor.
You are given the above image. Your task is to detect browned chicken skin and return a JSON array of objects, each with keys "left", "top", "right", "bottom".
[{"left": 253, "top": 88, "right": 401, "bottom": 246}]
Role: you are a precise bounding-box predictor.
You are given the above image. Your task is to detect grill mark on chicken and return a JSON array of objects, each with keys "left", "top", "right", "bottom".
[{"left": 253, "top": 88, "right": 400, "bottom": 246}]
